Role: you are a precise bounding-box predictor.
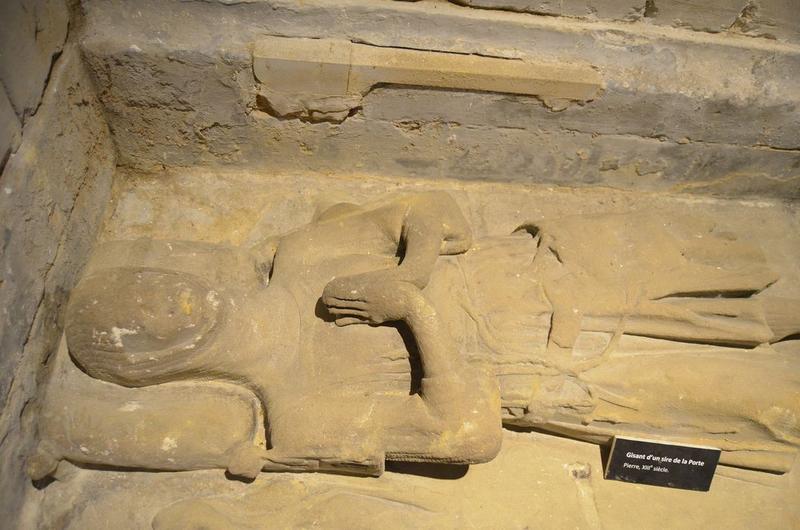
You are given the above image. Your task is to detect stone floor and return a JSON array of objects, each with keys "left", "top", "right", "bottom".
[{"left": 28, "top": 431, "right": 800, "bottom": 529}]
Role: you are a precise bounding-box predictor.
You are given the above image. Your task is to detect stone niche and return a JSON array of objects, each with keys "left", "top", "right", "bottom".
[{"left": 1, "top": 1, "right": 799, "bottom": 529}]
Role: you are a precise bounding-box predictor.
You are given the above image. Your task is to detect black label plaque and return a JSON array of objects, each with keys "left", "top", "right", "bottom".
[{"left": 604, "top": 436, "right": 720, "bottom": 491}]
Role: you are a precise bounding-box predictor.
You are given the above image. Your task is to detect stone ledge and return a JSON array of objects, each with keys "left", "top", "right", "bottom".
[{"left": 81, "top": 0, "right": 800, "bottom": 198}]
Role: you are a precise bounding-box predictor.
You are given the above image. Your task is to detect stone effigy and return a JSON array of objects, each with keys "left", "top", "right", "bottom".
[{"left": 29, "top": 192, "right": 800, "bottom": 482}]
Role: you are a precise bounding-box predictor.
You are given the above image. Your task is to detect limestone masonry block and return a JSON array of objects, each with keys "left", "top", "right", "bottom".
[{"left": 253, "top": 36, "right": 603, "bottom": 100}]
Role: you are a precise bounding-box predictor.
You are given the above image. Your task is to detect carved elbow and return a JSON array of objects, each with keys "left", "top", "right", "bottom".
[
  {"left": 463, "top": 424, "right": 503, "bottom": 464},
  {"left": 452, "top": 377, "right": 503, "bottom": 463},
  {"left": 443, "top": 410, "right": 503, "bottom": 464}
]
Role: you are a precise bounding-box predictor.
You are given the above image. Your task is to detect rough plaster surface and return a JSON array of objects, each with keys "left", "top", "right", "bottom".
[
  {"left": 0, "top": 44, "right": 115, "bottom": 525},
  {"left": 80, "top": 0, "right": 800, "bottom": 198}
]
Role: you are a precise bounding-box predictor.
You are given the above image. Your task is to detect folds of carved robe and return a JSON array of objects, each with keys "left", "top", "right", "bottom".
[{"left": 425, "top": 212, "right": 797, "bottom": 472}]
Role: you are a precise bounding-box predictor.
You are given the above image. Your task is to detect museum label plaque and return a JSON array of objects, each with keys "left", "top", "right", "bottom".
[{"left": 604, "top": 436, "right": 721, "bottom": 491}]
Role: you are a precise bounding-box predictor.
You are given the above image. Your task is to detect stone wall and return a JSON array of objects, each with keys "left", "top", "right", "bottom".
[
  {"left": 0, "top": 0, "right": 69, "bottom": 170},
  {"left": 0, "top": 1, "right": 116, "bottom": 523},
  {"left": 81, "top": 0, "right": 800, "bottom": 198},
  {"left": 451, "top": 0, "right": 799, "bottom": 42}
]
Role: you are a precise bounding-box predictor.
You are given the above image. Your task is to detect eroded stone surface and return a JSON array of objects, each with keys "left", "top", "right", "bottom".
[
  {"left": 0, "top": 46, "right": 115, "bottom": 525},
  {"left": 0, "top": 0, "right": 69, "bottom": 121},
  {"left": 0, "top": 85, "right": 21, "bottom": 170}
]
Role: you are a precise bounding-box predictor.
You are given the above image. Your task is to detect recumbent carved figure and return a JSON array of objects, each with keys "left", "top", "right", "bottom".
[{"left": 29, "top": 192, "right": 800, "bottom": 480}]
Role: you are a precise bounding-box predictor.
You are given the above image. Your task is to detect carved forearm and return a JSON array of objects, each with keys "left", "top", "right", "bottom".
[
  {"left": 404, "top": 294, "right": 454, "bottom": 379},
  {"left": 399, "top": 291, "right": 503, "bottom": 463}
]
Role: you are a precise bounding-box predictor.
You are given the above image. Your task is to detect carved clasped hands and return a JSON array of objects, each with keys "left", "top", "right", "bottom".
[{"left": 322, "top": 272, "right": 424, "bottom": 326}]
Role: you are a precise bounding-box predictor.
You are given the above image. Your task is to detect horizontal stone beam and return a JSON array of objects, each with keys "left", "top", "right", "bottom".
[{"left": 253, "top": 36, "right": 602, "bottom": 101}]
